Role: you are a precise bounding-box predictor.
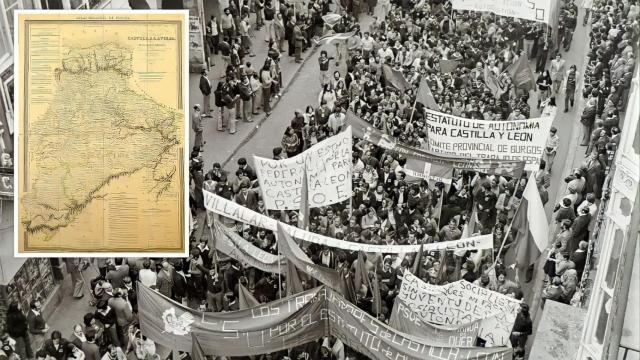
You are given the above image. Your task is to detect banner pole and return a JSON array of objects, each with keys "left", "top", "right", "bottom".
[
  {"left": 209, "top": 226, "right": 218, "bottom": 273},
  {"left": 278, "top": 247, "right": 283, "bottom": 299}
]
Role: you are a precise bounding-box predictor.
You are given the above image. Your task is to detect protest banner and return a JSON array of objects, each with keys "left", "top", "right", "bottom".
[
  {"left": 138, "top": 284, "right": 327, "bottom": 354},
  {"left": 204, "top": 189, "right": 494, "bottom": 254},
  {"left": 142, "top": 284, "right": 512, "bottom": 359},
  {"left": 451, "top": 0, "right": 555, "bottom": 24},
  {"left": 254, "top": 127, "right": 352, "bottom": 210},
  {"left": 212, "top": 221, "right": 285, "bottom": 274},
  {"left": 346, "top": 110, "right": 526, "bottom": 177},
  {"left": 253, "top": 155, "right": 305, "bottom": 210},
  {"left": 423, "top": 109, "right": 554, "bottom": 170},
  {"left": 304, "top": 126, "right": 353, "bottom": 207},
  {"left": 396, "top": 272, "right": 521, "bottom": 347},
  {"left": 324, "top": 289, "right": 513, "bottom": 360},
  {"left": 389, "top": 298, "right": 481, "bottom": 348}
]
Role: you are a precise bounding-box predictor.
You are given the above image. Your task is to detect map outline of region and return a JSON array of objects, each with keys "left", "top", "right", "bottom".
[{"left": 14, "top": 10, "right": 189, "bottom": 256}]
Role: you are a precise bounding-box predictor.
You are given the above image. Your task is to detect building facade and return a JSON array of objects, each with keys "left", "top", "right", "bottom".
[{"left": 576, "top": 67, "right": 640, "bottom": 360}]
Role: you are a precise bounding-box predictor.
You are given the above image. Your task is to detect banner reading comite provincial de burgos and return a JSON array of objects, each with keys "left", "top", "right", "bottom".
[{"left": 424, "top": 109, "right": 554, "bottom": 171}]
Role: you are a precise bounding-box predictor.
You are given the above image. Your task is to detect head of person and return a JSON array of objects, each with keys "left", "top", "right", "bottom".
[
  {"left": 36, "top": 350, "right": 48, "bottom": 360},
  {"left": 51, "top": 330, "right": 62, "bottom": 345},
  {"left": 73, "top": 324, "right": 84, "bottom": 338}
]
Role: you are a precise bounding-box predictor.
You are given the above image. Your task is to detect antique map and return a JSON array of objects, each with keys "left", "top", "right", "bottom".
[{"left": 16, "top": 12, "right": 188, "bottom": 254}]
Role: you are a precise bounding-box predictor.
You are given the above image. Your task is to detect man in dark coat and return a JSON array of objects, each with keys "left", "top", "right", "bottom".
[
  {"left": 43, "top": 331, "right": 68, "bottom": 360},
  {"left": 510, "top": 303, "right": 533, "bottom": 351},
  {"left": 569, "top": 207, "right": 591, "bottom": 254},
  {"left": 171, "top": 262, "right": 188, "bottom": 304},
  {"left": 583, "top": 153, "right": 604, "bottom": 198},
  {"left": 570, "top": 241, "right": 588, "bottom": 280},
  {"left": 199, "top": 69, "right": 213, "bottom": 117},
  {"left": 475, "top": 182, "right": 497, "bottom": 228}
]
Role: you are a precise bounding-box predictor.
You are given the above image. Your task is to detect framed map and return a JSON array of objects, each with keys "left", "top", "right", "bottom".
[{"left": 15, "top": 11, "right": 189, "bottom": 255}]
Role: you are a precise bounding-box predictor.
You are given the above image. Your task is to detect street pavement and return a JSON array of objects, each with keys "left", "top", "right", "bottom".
[{"left": 188, "top": 4, "right": 334, "bottom": 169}]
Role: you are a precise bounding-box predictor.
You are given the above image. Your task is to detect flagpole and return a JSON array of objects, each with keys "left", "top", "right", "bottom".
[
  {"left": 493, "top": 220, "right": 514, "bottom": 268},
  {"left": 492, "top": 177, "right": 525, "bottom": 267}
]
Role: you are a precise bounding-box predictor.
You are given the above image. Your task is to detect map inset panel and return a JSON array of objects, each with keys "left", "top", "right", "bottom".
[{"left": 16, "top": 11, "right": 188, "bottom": 254}]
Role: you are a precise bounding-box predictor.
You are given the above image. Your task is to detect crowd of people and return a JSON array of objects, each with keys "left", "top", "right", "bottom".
[
  {"left": 2, "top": 0, "right": 637, "bottom": 359},
  {"left": 193, "top": 0, "right": 342, "bottom": 136}
]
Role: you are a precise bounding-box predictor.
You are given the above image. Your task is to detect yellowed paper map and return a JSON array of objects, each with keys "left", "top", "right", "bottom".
[{"left": 16, "top": 11, "right": 188, "bottom": 254}]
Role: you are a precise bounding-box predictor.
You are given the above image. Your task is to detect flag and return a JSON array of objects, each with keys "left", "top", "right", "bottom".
[
  {"left": 382, "top": 64, "right": 411, "bottom": 93},
  {"left": 238, "top": 283, "right": 260, "bottom": 309},
  {"left": 354, "top": 252, "right": 372, "bottom": 296},
  {"left": 313, "top": 31, "right": 356, "bottom": 45},
  {"left": 371, "top": 272, "right": 382, "bottom": 316},
  {"left": 436, "top": 250, "right": 449, "bottom": 284},
  {"left": 286, "top": 261, "right": 305, "bottom": 296},
  {"left": 276, "top": 223, "right": 343, "bottom": 292},
  {"left": 439, "top": 59, "right": 460, "bottom": 73},
  {"left": 503, "top": 177, "right": 549, "bottom": 285},
  {"left": 416, "top": 79, "right": 439, "bottom": 110},
  {"left": 433, "top": 190, "right": 445, "bottom": 228},
  {"left": 340, "top": 269, "right": 358, "bottom": 304},
  {"left": 483, "top": 66, "right": 504, "bottom": 98},
  {"left": 486, "top": 265, "right": 499, "bottom": 291},
  {"left": 322, "top": 13, "right": 342, "bottom": 29},
  {"left": 461, "top": 209, "right": 478, "bottom": 240},
  {"left": 298, "top": 166, "right": 309, "bottom": 230},
  {"left": 506, "top": 55, "right": 535, "bottom": 92},
  {"left": 411, "top": 244, "right": 424, "bottom": 276}
]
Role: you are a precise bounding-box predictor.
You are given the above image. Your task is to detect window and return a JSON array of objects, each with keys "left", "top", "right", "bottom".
[
  {"left": 40, "top": 0, "right": 64, "bottom": 9},
  {"left": 69, "top": 0, "right": 88, "bottom": 8},
  {"left": 604, "top": 229, "right": 624, "bottom": 289},
  {"left": 594, "top": 292, "right": 612, "bottom": 345},
  {"left": 0, "top": 0, "right": 36, "bottom": 50},
  {"left": 0, "top": 4, "right": 11, "bottom": 56}
]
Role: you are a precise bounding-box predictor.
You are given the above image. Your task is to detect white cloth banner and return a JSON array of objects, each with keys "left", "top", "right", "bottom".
[
  {"left": 424, "top": 109, "right": 554, "bottom": 171},
  {"left": 451, "top": 0, "right": 554, "bottom": 24},
  {"left": 203, "top": 190, "right": 493, "bottom": 254},
  {"left": 397, "top": 272, "right": 521, "bottom": 347},
  {"left": 254, "top": 127, "right": 352, "bottom": 210}
]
